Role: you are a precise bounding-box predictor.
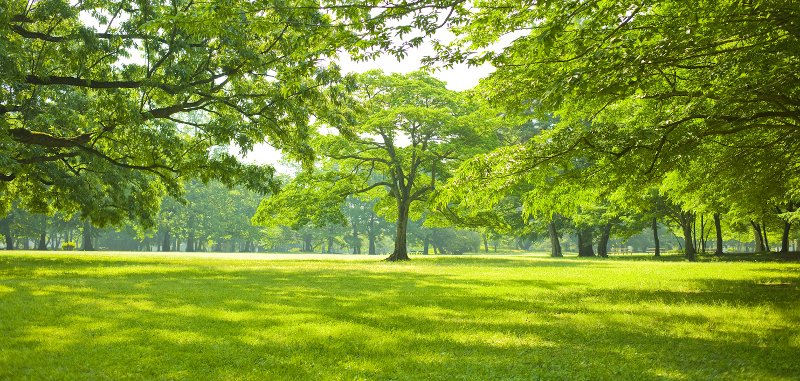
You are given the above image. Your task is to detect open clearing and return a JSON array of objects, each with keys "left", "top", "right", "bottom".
[{"left": 0, "top": 251, "right": 798, "bottom": 380}]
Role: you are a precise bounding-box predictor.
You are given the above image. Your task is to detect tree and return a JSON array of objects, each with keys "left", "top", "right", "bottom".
[
  {"left": 433, "top": 0, "right": 800, "bottom": 261},
  {"left": 1, "top": 0, "right": 465, "bottom": 226},
  {"left": 256, "top": 71, "right": 500, "bottom": 260}
]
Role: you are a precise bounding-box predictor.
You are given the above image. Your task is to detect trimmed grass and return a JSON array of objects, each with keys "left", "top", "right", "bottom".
[{"left": 0, "top": 252, "right": 798, "bottom": 380}]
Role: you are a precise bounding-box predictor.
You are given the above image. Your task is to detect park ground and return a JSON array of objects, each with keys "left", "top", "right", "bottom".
[{"left": 0, "top": 251, "right": 798, "bottom": 380}]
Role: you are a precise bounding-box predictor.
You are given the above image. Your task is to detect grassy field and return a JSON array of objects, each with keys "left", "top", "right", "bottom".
[{"left": 0, "top": 251, "right": 798, "bottom": 380}]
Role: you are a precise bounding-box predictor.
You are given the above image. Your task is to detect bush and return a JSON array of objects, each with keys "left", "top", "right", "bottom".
[{"left": 61, "top": 242, "right": 76, "bottom": 251}]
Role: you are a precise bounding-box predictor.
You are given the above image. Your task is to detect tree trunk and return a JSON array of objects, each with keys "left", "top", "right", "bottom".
[
  {"left": 186, "top": 231, "right": 195, "bottom": 252},
  {"left": 386, "top": 201, "right": 410, "bottom": 261},
  {"left": 483, "top": 233, "right": 489, "bottom": 253},
  {"left": 597, "top": 222, "right": 612, "bottom": 258},
  {"left": 652, "top": 217, "right": 660, "bottom": 257},
  {"left": 423, "top": 235, "right": 430, "bottom": 255},
  {"left": 0, "top": 217, "right": 13, "bottom": 250},
  {"left": 750, "top": 221, "right": 764, "bottom": 252},
  {"left": 577, "top": 229, "right": 595, "bottom": 257},
  {"left": 303, "top": 234, "right": 313, "bottom": 252},
  {"left": 352, "top": 223, "right": 360, "bottom": 254},
  {"left": 4, "top": 234, "right": 13, "bottom": 250},
  {"left": 327, "top": 235, "right": 334, "bottom": 253},
  {"left": 82, "top": 219, "right": 94, "bottom": 251},
  {"left": 38, "top": 232, "right": 47, "bottom": 250},
  {"left": 781, "top": 221, "right": 791, "bottom": 253},
  {"left": 162, "top": 228, "right": 171, "bottom": 252},
  {"left": 713, "top": 213, "right": 723, "bottom": 255},
  {"left": 762, "top": 220, "right": 770, "bottom": 252},
  {"left": 679, "top": 211, "right": 695, "bottom": 261},
  {"left": 548, "top": 221, "right": 562, "bottom": 257},
  {"left": 779, "top": 202, "right": 794, "bottom": 253},
  {"left": 700, "top": 214, "right": 706, "bottom": 254},
  {"left": 368, "top": 213, "right": 377, "bottom": 254}
]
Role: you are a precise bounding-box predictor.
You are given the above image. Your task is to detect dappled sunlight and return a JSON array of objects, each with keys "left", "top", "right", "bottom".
[{"left": 0, "top": 253, "right": 798, "bottom": 380}]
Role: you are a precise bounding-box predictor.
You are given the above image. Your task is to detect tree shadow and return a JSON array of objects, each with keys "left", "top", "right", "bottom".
[{"left": 0, "top": 255, "right": 797, "bottom": 380}]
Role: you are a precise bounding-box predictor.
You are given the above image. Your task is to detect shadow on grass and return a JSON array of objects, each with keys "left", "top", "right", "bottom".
[{"left": 0, "top": 255, "right": 798, "bottom": 380}]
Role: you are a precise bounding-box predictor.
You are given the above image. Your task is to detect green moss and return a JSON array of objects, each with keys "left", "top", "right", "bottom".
[{"left": 0, "top": 252, "right": 798, "bottom": 380}]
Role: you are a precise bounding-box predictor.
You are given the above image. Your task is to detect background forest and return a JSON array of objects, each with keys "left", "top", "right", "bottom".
[{"left": 1, "top": 0, "right": 798, "bottom": 261}]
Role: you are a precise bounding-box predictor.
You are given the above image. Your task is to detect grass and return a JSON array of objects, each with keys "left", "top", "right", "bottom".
[{"left": 0, "top": 251, "right": 798, "bottom": 380}]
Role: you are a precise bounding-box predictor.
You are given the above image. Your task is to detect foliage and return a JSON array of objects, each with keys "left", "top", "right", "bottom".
[
  {"left": 60, "top": 242, "right": 75, "bottom": 251},
  {"left": 436, "top": 0, "right": 800, "bottom": 259},
  {"left": 0, "top": 0, "right": 464, "bottom": 226},
  {"left": 255, "top": 70, "right": 502, "bottom": 260}
]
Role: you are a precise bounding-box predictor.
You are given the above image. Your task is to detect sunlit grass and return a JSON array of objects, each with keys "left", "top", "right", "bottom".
[{"left": 0, "top": 251, "right": 798, "bottom": 380}]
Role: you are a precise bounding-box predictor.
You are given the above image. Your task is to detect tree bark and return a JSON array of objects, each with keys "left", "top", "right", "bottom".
[
  {"left": 38, "top": 232, "right": 47, "bottom": 250},
  {"left": 597, "top": 222, "right": 612, "bottom": 258},
  {"left": 483, "top": 233, "right": 489, "bottom": 253},
  {"left": 82, "top": 219, "right": 94, "bottom": 251},
  {"left": 577, "top": 229, "right": 595, "bottom": 257},
  {"left": 386, "top": 201, "right": 410, "bottom": 261},
  {"left": 0, "top": 217, "right": 13, "bottom": 250},
  {"left": 186, "top": 231, "right": 195, "bottom": 252},
  {"left": 548, "top": 221, "right": 562, "bottom": 257},
  {"left": 652, "top": 217, "right": 660, "bottom": 257},
  {"left": 423, "top": 234, "right": 430, "bottom": 255},
  {"left": 750, "top": 222, "right": 764, "bottom": 252},
  {"left": 162, "top": 228, "right": 171, "bottom": 252},
  {"left": 368, "top": 213, "right": 376, "bottom": 254},
  {"left": 762, "top": 221, "right": 771, "bottom": 252},
  {"left": 700, "top": 214, "right": 706, "bottom": 254},
  {"left": 713, "top": 213, "right": 723, "bottom": 255},
  {"left": 351, "top": 223, "right": 360, "bottom": 254},
  {"left": 303, "top": 234, "right": 313, "bottom": 252},
  {"left": 781, "top": 202, "right": 794, "bottom": 253},
  {"left": 679, "top": 211, "right": 695, "bottom": 261}
]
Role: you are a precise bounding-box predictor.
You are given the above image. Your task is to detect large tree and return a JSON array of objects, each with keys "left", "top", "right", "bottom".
[
  {"left": 255, "top": 71, "right": 500, "bottom": 260},
  {"left": 435, "top": 0, "right": 799, "bottom": 260},
  {"left": 0, "top": 0, "right": 461, "bottom": 226}
]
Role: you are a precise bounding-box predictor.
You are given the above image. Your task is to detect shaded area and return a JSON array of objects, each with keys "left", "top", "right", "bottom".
[{"left": 0, "top": 254, "right": 798, "bottom": 380}]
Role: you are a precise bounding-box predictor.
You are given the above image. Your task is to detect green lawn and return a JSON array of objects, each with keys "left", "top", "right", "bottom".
[{"left": 0, "top": 252, "right": 798, "bottom": 380}]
